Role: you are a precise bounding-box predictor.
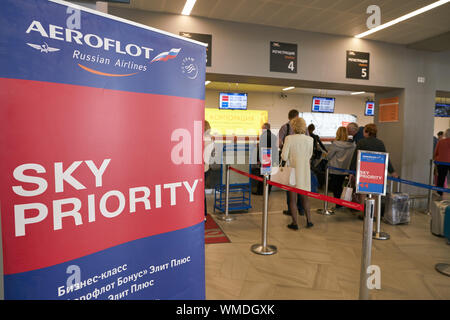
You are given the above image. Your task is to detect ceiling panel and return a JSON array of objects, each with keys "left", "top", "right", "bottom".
[{"left": 110, "top": 0, "right": 450, "bottom": 50}]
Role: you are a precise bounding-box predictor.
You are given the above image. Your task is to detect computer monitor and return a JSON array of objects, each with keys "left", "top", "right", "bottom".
[
  {"left": 219, "top": 92, "right": 248, "bottom": 110},
  {"left": 365, "top": 101, "right": 375, "bottom": 116},
  {"left": 311, "top": 96, "right": 335, "bottom": 113},
  {"left": 435, "top": 103, "right": 450, "bottom": 117}
]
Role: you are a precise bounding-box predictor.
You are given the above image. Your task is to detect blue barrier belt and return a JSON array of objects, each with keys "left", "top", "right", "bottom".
[
  {"left": 434, "top": 160, "right": 450, "bottom": 167},
  {"left": 327, "top": 166, "right": 450, "bottom": 194}
]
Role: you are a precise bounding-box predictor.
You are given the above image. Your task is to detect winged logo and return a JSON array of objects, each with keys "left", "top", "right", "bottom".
[{"left": 27, "top": 42, "right": 60, "bottom": 53}]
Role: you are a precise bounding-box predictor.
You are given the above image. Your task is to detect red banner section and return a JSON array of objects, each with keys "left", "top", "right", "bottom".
[{"left": 229, "top": 167, "right": 364, "bottom": 211}]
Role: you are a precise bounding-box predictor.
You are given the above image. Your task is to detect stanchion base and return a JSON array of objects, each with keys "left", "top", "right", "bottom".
[
  {"left": 373, "top": 231, "right": 390, "bottom": 240},
  {"left": 435, "top": 263, "right": 450, "bottom": 277},
  {"left": 316, "top": 208, "right": 335, "bottom": 216},
  {"left": 251, "top": 244, "right": 277, "bottom": 255},
  {"left": 215, "top": 213, "right": 236, "bottom": 222}
]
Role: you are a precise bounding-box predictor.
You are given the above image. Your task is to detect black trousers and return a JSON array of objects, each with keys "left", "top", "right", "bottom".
[
  {"left": 329, "top": 174, "right": 346, "bottom": 207},
  {"left": 436, "top": 164, "right": 449, "bottom": 196}
]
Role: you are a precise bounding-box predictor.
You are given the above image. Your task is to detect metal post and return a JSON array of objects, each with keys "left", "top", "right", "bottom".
[
  {"left": 373, "top": 194, "right": 390, "bottom": 240},
  {"left": 251, "top": 175, "right": 277, "bottom": 255},
  {"left": 425, "top": 159, "right": 434, "bottom": 215},
  {"left": 317, "top": 165, "right": 334, "bottom": 215},
  {"left": 217, "top": 164, "right": 235, "bottom": 221},
  {"left": 359, "top": 195, "right": 375, "bottom": 300}
]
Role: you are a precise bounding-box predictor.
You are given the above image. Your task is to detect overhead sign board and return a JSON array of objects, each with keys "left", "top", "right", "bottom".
[{"left": 346, "top": 50, "right": 370, "bottom": 80}]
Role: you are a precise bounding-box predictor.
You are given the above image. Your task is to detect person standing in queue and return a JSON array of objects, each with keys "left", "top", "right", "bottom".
[
  {"left": 326, "top": 126, "right": 356, "bottom": 209},
  {"left": 434, "top": 128, "right": 450, "bottom": 197},
  {"left": 347, "top": 122, "right": 365, "bottom": 144},
  {"left": 281, "top": 117, "right": 314, "bottom": 230},
  {"left": 203, "top": 120, "right": 215, "bottom": 220},
  {"left": 278, "top": 109, "right": 305, "bottom": 216},
  {"left": 308, "top": 123, "right": 327, "bottom": 158}
]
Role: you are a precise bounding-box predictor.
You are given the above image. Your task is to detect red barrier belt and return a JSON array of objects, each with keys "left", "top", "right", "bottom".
[{"left": 229, "top": 166, "right": 364, "bottom": 212}]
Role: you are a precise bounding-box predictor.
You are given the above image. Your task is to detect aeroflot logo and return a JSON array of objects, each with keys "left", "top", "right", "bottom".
[{"left": 25, "top": 20, "right": 182, "bottom": 77}]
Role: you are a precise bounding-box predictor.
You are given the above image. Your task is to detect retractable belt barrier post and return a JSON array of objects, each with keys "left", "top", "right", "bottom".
[
  {"left": 317, "top": 165, "right": 335, "bottom": 216},
  {"left": 251, "top": 175, "right": 277, "bottom": 255},
  {"left": 359, "top": 195, "right": 375, "bottom": 300},
  {"left": 425, "top": 159, "right": 434, "bottom": 216},
  {"left": 217, "top": 164, "right": 236, "bottom": 222}
]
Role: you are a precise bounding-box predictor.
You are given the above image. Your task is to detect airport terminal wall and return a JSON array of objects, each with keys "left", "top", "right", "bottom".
[{"left": 109, "top": 7, "right": 450, "bottom": 195}]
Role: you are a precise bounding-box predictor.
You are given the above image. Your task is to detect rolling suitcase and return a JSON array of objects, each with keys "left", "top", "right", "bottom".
[
  {"left": 431, "top": 200, "right": 450, "bottom": 237},
  {"left": 383, "top": 181, "right": 410, "bottom": 225},
  {"left": 444, "top": 205, "right": 450, "bottom": 241},
  {"left": 383, "top": 193, "right": 410, "bottom": 225}
]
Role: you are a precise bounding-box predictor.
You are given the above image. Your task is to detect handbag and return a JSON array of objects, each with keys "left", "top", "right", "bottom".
[
  {"left": 340, "top": 178, "right": 353, "bottom": 201},
  {"left": 270, "top": 165, "right": 296, "bottom": 186}
]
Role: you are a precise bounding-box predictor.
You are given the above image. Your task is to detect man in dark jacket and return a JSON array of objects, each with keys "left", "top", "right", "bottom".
[
  {"left": 308, "top": 123, "right": 327, "bottom": 160},
  {"left": 350, "top": 123, "right": 398, "bottom": 176}
]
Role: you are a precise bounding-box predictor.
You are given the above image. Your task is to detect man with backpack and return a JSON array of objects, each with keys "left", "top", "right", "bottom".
[{"left": 278, "top": 109, "right": 305, "bottom": 216}]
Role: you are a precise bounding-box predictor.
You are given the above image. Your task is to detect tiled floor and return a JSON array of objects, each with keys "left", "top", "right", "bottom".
[{"left": 205, "top": 190, "right": 450, "bottom": 300}]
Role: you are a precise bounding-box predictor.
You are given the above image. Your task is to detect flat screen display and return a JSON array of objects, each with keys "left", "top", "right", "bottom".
[
  {"left": 312, "top": 96, "right": 335, "bottom": 113},
  {"left": 365, "top": 101, "right": 375, "bottom": 116},
  {"left": 435, "top": 103, "right": 450, "bottom": 117},
  {"left": 219, "top": 92, "right": 248, "bottom": 110}
]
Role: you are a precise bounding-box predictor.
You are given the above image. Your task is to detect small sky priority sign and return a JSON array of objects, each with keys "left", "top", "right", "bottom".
[{"left": 356, "top": 150, "right": 388, "bottom": 195}]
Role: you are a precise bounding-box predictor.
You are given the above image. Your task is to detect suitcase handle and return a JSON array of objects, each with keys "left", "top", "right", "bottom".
[{"left": 388, "top": 178, "right": 401, "bottom": 193}]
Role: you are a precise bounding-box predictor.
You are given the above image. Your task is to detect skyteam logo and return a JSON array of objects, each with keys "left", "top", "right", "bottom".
[
  {"left": 151, "top": 48, "right": 181, "bottom": 63},
  {"left": 181, "top": 57, "right": 199, "bottom": 80}
]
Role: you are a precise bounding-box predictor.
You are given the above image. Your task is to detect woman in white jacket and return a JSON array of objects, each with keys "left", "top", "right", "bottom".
[
  {"left": 281, "top": 117, "right": 314, "bottom": 230},
  {"left": 326, "top": 126, "right": 356, "bottom": 209}
]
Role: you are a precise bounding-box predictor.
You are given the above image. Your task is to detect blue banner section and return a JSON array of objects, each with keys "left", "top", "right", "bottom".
[
  {"left": 359, "top": 182, "right": 383, "bottom": 194},
  {"left": 0, "top": 0, "right": 206, "bottom": 100},
  {"left": 4, "top": 223, "right": 205, "bottom": 300},
  {"left": 360, "top": 152, "right": 386, "bottom": 164}
]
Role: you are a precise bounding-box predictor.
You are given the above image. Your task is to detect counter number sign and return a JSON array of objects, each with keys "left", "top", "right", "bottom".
[{"left": 270, "top": 41, "right": 297, "bottom": 73}]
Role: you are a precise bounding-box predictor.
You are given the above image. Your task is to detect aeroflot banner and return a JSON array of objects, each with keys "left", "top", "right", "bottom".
[{"left": 0, "top": 0, "right": 206, "bottom": 299}]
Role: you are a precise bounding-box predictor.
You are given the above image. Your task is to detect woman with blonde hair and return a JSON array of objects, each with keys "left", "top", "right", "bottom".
[
  {"left": 326, "top": 126, "right": 356, "bottom": 209},
  {"left": 281, "top": 117, "right": 314, "bottom": 230}
]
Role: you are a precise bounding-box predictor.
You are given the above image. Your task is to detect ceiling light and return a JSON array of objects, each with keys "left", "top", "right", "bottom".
[
  {"left": 351, "top": 91, "right": 366, "bottom": 95},
  {"left": 282, "top": 86, "right": 295, "bottom": 91},
  {"left": 205, "top": 81, "right": 211, "bottom": 85},
  {"left": 355, "top": 0, "right": 450, "bottom": 38},
  {"left": 181, "top": 0, "right": 197, "bottom": 16}
]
